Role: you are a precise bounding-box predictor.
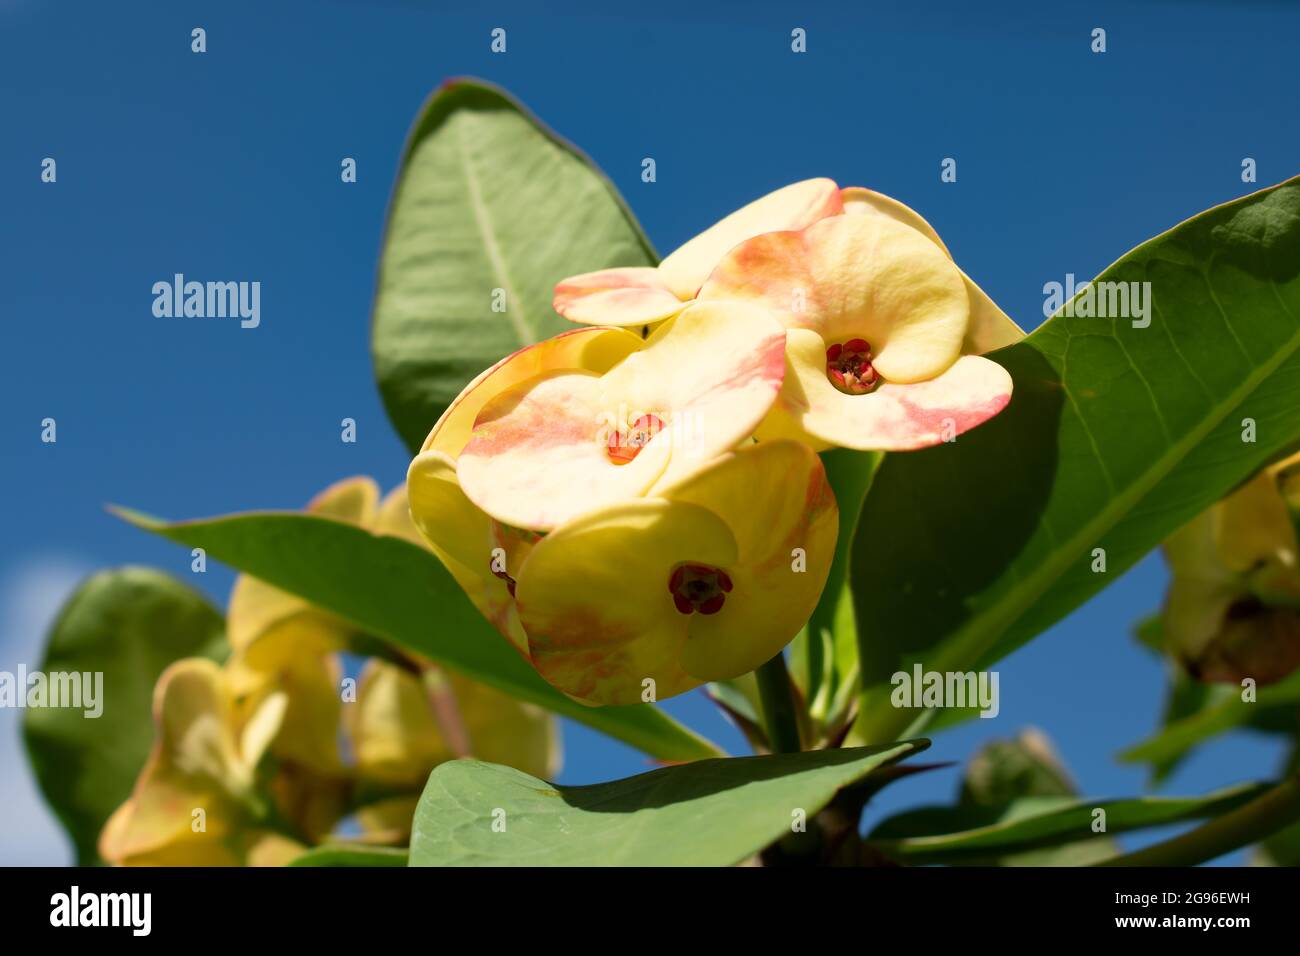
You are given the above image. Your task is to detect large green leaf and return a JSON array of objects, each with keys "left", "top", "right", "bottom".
[
  {"left": 852, "top": 178, "right": 1300, "bottom": 743},
  {"left": 867, "top": 781, "right": 1268, "bottom": 865},
  {"left": 22, "top": 568, "right": 227, "bottom": 865},
  {"left": 409, "top": 741, "right": 926, "bottom": 866},
  {"left": 372, "top": 77, "right": 658, "bottom": 453},
  {"left": 114, "top": 508, "right": 721, "bottom": 764}
]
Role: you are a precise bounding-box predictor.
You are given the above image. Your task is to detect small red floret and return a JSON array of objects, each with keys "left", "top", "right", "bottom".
[{"left": 667, "top": 563, "right": 734, "bottom": 616}]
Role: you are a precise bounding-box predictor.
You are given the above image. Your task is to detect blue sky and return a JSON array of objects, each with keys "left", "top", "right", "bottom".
[{"left": 3, "top": 0, "right": 1297, "bottom": 864}]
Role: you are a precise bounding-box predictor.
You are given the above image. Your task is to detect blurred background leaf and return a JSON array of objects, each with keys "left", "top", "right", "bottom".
[
  {"left": 1122, "top": 614, "right": 1300, "bottom": 783},
  {"left": 867, "top": 729, "right": 1264, "bottom": 866},
  {"left": 22, "top": 568, "right": 227, "bottom": 865},
  {"left": 1119, "top": 667, "right": 1300, "bottom": 779}
]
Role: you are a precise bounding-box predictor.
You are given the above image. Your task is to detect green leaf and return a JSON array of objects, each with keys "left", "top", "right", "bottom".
[
  {"left": 113, "top": 508, "right": 721, "bottom": 764},
  {"left": 957, "top": 730, "right": 1118, "bottom": 865},
  {"left": 22, "top": 568, "right": 227, "bottom": 865},
  {"left": 409, "top": 741, "right": 927, "bottom": 866},
  {"left": 1095, "top": 776, "right": 1300, "bottom": 867},
  {"left": 287, "top": 844, "right": 409, "bottom": 867},
  {"left": 867, "top": 781, "right": 1269, "bottom": 865},
  {"left": 869, "top": 728, "right": 1119, "bottom": 865},
  {"left": 852, "top": 178, "right": 1300, "bottom": 743},
  {"left": 372, "top": 77, "right": 658, "bottom": 453},
  {"left": 1119, "top": 666, "right": 1300, "bottom": 771},
  {"left": 1132, "top": 679, "right": 1229, "bottom": 787}
]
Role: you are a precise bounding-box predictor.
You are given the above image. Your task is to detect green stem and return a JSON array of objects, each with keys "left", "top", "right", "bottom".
[
  {"left": 1095, "top": 775, "right": 1300, "bottom": 867},
  {"left": 804, "top": 450, "right": 883, "bottom": 713},
  {"left": 756, "top": 652, "right": 802, "bottom": 753}
]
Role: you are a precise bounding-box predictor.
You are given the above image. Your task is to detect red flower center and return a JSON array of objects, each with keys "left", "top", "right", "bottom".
[
  {"left": 608, "top": 414, "right": 665, "bottom": 465},
  {"left": 668, "top": 563, "right": 733, "bottom": 615},
  {"left": 826, "top": 339, "right": 879, "bottom": 395}
]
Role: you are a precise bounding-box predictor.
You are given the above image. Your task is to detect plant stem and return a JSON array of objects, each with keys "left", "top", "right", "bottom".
[
  {"left": 756, "top": 652, "right": 802, "bottom": 753},
  {"left": 805, "top": 449, "right": 883, "bottom": 713},
  {"left": 1095, "top": 775, "right": 1300, "bottom": 867}
]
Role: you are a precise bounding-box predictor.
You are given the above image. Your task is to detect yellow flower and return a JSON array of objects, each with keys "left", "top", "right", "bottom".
[
  {"left": 407, "top": 328, "right": 640, "bottom": 652},
  {"left": 1164, "top": 451, "right": 1300, "bottom": 683},
  {"left": 697, "top": 202, "right": 1016, "bottom": 451},
  {"left": 223, "top": 476, "right": 398, "bottom": 777},
  {"left": 339, "top": 659, "right": 560, "bottom": 844},
  {"left": 554, "top": 178, "right": 848, "bottom": 325},
  {"left": 407, "top": 303, "right": 791, "bottom": 663},
  {"left": 412, "top": 181, "right": 1021, "bottom": 706},
  {"left": 453, "top": 300, "right": 787, "bottom": 531},
  {"left": 99, "top": 659, "right": 313, "bottom": 866},
  {"left": 231, "top": 476, "right": 562, "bottom": 785},
  {"left": 346, "top": 660, "right": 559, "bottom": 786},
  {"left": 105, "top": 475, "right": 564, "bottom": 863},
  {"left": 513, "top": 440, "right": 837, "bottom": 705},
  {"left": 103, "top": 472, "right": 565, "bottom": 864},
  {"left": 555, "top": 178, "right": 1021, "bottom": 452}
]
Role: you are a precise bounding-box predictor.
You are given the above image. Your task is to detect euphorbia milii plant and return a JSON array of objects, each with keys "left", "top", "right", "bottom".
[
  {"left": 97, "top": 476, "right": 559, "bottom": 865},
  {"left": 455, "top": 299, "right": 787, "bottom": 530},
  {"left": 406, "top": 176, "right": 1021, "bottom": 708},
  {"left": 556, "top": 177, "right": 1023, "bottom": 451},
  {"left": 512, "top": 440, "right": 837, "bottom": 705},
  {"left": 29, "top": 78, "right": 1300, "bottom": 871}
]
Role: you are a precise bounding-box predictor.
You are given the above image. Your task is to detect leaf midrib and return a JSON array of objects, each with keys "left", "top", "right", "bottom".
[
  {"left": 455, "top": 114, "right": 536, "bottom": 346},
  {"left": 933, "top": 265, "right": 1300, "bottom": 677}
]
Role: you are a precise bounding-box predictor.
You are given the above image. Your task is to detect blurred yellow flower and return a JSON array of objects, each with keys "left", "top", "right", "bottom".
[
  {"left": 103, "top": 476, "right": 562, "bottom": 864},
  {"left": 1164, "top": 450, "right": 1300, "bottom": 683},
  {"left": 99, "top": 658, "right": 314, "bottom": 866}
]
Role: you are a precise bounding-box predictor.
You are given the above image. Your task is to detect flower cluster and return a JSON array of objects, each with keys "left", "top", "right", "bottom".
[
  {"left": 409, "top": 178, "right": 1020, "bottom": 706},
  {"left": 101, "top": 478, "right": 558, "bottom": 866},
  {"left": 1163, "top": 450, "right": 1300, "bottom": 684}
]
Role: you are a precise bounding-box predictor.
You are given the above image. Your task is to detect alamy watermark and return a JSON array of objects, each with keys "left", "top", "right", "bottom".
[
  {"left": 0, "top": 666, "right": 103, "bottom": 718},
  {"left": 152, "top": 273, "right": 260, "bottom": 328},
  {"left": 1042, "top": 273, "right": 1151, "bottom": 328},
  {"left": 50, "top": 886, "right": 151, "bottom": 936},
  {"left": 890, "top": 664, "right": 1000, "bottom": 718}
]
